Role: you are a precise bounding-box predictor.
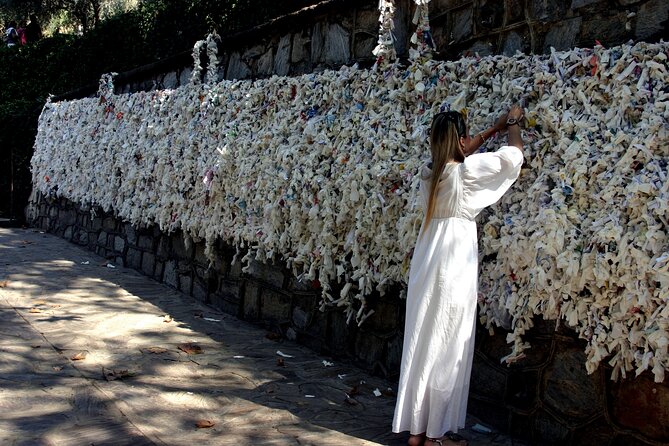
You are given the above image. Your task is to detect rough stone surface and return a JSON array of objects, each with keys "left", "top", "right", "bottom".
[
  {"left": 226, "top": 52, "right": 251, "bottom": 80},
  {"left": 257, "top": 48, "right": 274, "bottom": 76},
  {"left": 114, "top": 236, "right": 125, "bottom": 253},
  {"left": 260, "top": 289, "right": 292, "bottom": 323},
  {"left": 141, "top": 252, "right": 155, "bottom": 277},
  {"left": 609, "top": 372, "right": 669, "bottom": 441},
  {"left": 291, "top": 31, "right": 310, "bottom": 63},
  {"left": 311, "top": 22, "right": 325, "bottom": 64},
  {"left": 502, "top": 31, "right": 524, "bottom": 56},
  {"left": 246, "top": 260, "right": 284, "bottom": 289},
  {"left": 163, "top": 260, "right": 177, "bottom": 288},
  {"left": 636, "top": 0, "right": 669, "bottom": 40},
  {"left": 570, "top": 0, "right": 601, "bottom": 8},
  {"left": 163, "top": 71, "right": 178, "bottom": 89},
  {"left": 452, "top": 7, "right": 473, "bottom": 41},
  {"left": 542, "top": 346, "right": 604, "bottom": 420},
  {"left": 274, "top": 34, "right": 291, "bottom": 76},
  {"left": 543, "top": 17, "right": 582, "bottom": 52},
  {"left": 323, "top": 23, "right": 350, "bottom": 66},
  {"left": 126, "top": 247, "right": 142, "bottom": 270}
]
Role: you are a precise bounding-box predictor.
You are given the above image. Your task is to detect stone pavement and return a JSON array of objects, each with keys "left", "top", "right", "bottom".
[{"left": 0, "top": 227, "right": 529, "bottom": 446}]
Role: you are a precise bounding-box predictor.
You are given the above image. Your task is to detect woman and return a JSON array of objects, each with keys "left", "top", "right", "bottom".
[{"left": 392, "top": 105, "right": 525, "bottom": 446}]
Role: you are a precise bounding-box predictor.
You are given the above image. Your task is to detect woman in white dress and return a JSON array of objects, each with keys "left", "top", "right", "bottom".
[{"left": 392, "top": 105, "right": 525, "bottom": 446}]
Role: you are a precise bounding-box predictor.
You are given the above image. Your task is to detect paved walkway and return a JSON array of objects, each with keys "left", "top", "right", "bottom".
[{"left": 0, "top": 227, "right": 528, "bottom": 446}]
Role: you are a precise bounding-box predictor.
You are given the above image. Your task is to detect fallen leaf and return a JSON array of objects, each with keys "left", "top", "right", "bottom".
[
  {"left": 195, "top": 420, "right": 215, "bottom": 428},
  {"left": 178, "top": 343, "right": 203, "bottom": 354},
  {"left": 33, "top": 300, "right": 47, "bottom": 305},
  {"left": 276, "top": 357, "right": 285, "bottom": 367},
  {"left": 52, "top": 366, "right": 63, "bottom": 371},
  {"left": 0, "top": 280, "right": 9, "bottom": 288},
  {"left": 265, "top": 332, "right": 281, "bottom": 341},
  {"left": 70, "top": 352, "right": 87, "bottom": 361},
  {"left": 163, "top": 315, "right": 173, "bottom": 323},
  {"left": 31, "top": 344, "right": 41, "bottom": 349},
  {"left": 344, "top": 396, "right": 359, "bottom": 406},
  {"left": 103, "top": 367, "right": 137, "bottom": 381},
  {"left": 28, "top": 308, "right": 42, "bottom": 313},
  {"left": 193, "top": 311, "right": 204, "bottom": 318},
  {"left": 144, "top": 346, "right": 168, "bottom": 354},
  {"left": 348, "top": 385, "right": 360, "bottom": 396}
]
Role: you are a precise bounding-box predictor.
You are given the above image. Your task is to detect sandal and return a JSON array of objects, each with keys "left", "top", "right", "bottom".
[{"left": 426, "top": 432, "right": 468, "bottom": 446}]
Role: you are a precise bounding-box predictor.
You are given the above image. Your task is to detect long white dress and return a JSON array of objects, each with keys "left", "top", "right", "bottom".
[{"left": 392, "top": 146, "right": 524, "bottom": 438}]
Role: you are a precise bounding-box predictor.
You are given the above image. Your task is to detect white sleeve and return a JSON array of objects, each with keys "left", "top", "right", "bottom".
[{"left": 461, "top": 145, "right": 523, "bottom": 211}]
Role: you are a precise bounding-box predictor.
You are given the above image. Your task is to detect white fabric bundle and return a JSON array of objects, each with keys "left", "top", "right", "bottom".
[{"left": 30, "top": 40, "right": 669, "bottom": 382}]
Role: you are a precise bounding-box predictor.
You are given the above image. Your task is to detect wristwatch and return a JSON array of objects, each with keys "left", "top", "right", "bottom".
[{"left": 506, "top": 117, "right": 520, "bottom": 126}]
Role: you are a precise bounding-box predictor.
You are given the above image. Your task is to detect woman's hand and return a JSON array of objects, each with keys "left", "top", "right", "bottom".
[
  {"left": 494, "top": 112, "right": 508, "bottom": 131},
  {"left": 508, "top": 104, "right": 524, "bottom": 121}
]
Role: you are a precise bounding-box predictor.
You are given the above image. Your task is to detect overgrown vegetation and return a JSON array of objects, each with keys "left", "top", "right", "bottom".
[{"left": 0, "top": 0, "right": 321, "bottom": 220}]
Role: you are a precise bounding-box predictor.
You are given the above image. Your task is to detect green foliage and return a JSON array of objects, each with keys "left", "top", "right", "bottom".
[{"left": 0, "top": 0, "right": 322, "bottom": 219}]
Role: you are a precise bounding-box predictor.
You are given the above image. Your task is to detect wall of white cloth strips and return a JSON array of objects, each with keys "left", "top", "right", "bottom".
[{"left": 30, "top": 40, "right": 669, "bottom": 382}]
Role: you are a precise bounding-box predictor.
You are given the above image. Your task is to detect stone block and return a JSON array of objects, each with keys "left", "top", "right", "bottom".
[
  {"left": 292, "top": 306, "right": 310, "bottom": 330},
  {"left": 218, "top": 279, "right": 240, "bottom": 304},
  {"left": 227, "top": 52, "right": 251, "bottom": 80},
  {"left": 91, "top": 216, "right": 103, "bottom": 231},
  {"left": 386, "top": 335, "right": 403, "bottom": 378},
  {"left": 365, "top": 297, "right": 400, "bottom": 333},
  {"left": 274, "top": 34, "right": 291, "bottom": 76},
  {"left": 570, "top": 419, "right": 616, "bottom": 446},
  {"left": 534, "top": 410, "right": 570, "bottom": 443},
  {"left": 124, "top": 223, "right": 137, "bottom": 245},
  {"left": 608, "top": 371, "right": 669, "bottom": 441},
  {"left": 163, "top": 261, "right": 178, "bottom": 288},
  {"left": 542, "top": 346, "right": 605, "bottom": 420},
  {"left": 324, "top": 23, "right": 350, "bottom": 66},
  {"left": 179, "top": 274, "right": 192, "bottom": 295},
  {"left": 260, "top": 288, "right": 291, "bottom": 323},
  {"left": 137, "top": 235, "right": 153, "bottom": 251},
  {"left": 97, "top": 231, "right": 107, "bottom": 246},
  {"left": 353, "top": 331, "right": 386, "bottom": 369},
  {"left": 171, "top": 233, "right": 193, "bottom": 260},
  {"left": 465, "top": 39, "right": 495, "bottom": 57},
  {"left": 163, "top": 71, "right": 178, "bottom": 89},
  {"left": 468, "top": 397, "right": 509, "bottom": 433},
  {"left": 157, "top": 235, "right": 170, "bottom": 259},
  {"left": 636, "top": 0, "right": 669, "bottom": 40},
  {"left": 505, "top": 370, "right": 539, "bottom": 411},
  {"left": 154, "top": 260, "right": 163, "bottom": 280},
  {"left": 243, "top": 281, "right": 260, "bottom": 320},
  {"left": 63, "top": 226, "right": 73, "bottom": 240},
  {"left": 470, "top": 353, "right": 507, "bottom": 401},
  {"left": 126, "top": 247, "right": 142, "bottom": 270},
  {"left": 291, "top": 31, "right": 310, "bottom": 63},
  {"left": 502, "top": 31, "right": 525, "bottom": 56},
  {"left": 452, "top": 7, "right": 473, "bottom": 41},
  {"left": 328, "top": 310, "right": 352, "bottom": 354},
  {"left": 102, "top": 217, "right": 116, "bottom": 232},
  {"left": 353, "top": 34, "right": 376, "bottom": 61},
  {"left": 246, "top": 260, "right": 285, "bottom": 289},
  {"left": 311, "top": 23, "right": 325, "bottom": 63},
  {"left": 141, "top": 252, "right": 155, "bottom": 277},
  {"left": 114, "top": 236, "right": 125, "bottom": 253},
  {"left": 193, "top": 277, "right": 208, "bottom": 303},
  {"left": 257, "top": 48, "right": 274, "bottom": 76},
  {"left": 579, "top": 13, "right": 628, "bottom": 48},
  {"left": 194, "top": 243, "right": 209, "bottom": 266},
  {"left": 571, "top": 0, "right": 600, "bottom": 7},
  {"left": 531, "top": 0, "right": 566, "bottom": 21},
  {"left": 59, "top": 209, "right": 76, "bottom": 226},
  {"left": 543, "top": 17, "right": 582, "bottom": 52}
]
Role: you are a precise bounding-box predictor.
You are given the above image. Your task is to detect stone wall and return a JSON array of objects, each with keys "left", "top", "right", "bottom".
[
  {"left": 106, "top": 0, "right": 667, "bottom": 93},
  {"left": 29, "top": 193, "right": 669, "bottom": 445}
]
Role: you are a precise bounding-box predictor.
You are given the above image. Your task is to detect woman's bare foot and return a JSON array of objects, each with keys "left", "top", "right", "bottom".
[{"left": 408, "top": 433, "right": 426, "bottom": 446}]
